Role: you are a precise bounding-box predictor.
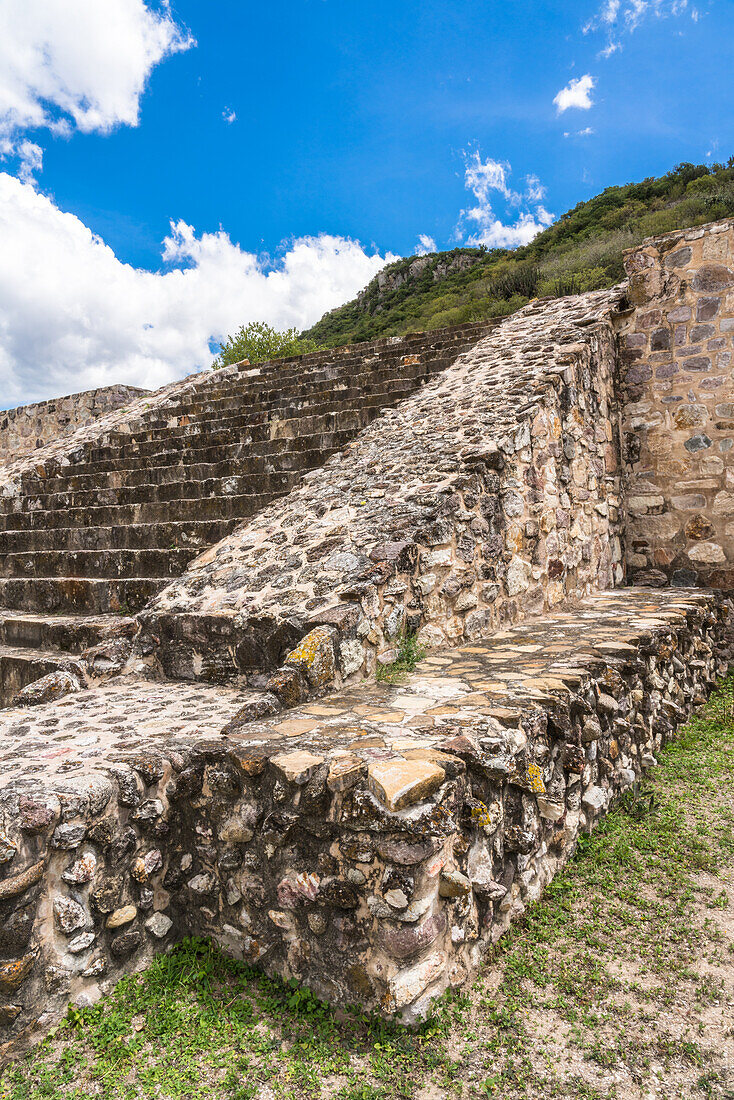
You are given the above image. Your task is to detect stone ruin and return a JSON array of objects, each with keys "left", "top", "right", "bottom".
[{"left": 0, "top": 219, "right": 733, "bottom": 1061}]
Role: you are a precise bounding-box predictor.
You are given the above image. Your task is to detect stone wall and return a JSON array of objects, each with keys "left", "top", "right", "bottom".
[
  {"left": 0, "top": 587, "right": 727, "bottom": 1056},
  {"left": 621, "top": 218, "right": 734, "bottom": 587},
  {"left": 141, "top": 288, "right": 627, "bottom": 703},
  {"left": 0, "top": 386, "right": 149, "bottom": 467}
]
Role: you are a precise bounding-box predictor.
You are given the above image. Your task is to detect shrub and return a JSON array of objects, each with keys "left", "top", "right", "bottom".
[{"left": 212, "top": 322, "right": 323, "bottom": 369}]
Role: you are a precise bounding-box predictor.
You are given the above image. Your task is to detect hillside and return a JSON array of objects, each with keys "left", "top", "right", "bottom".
[{"left": 304, "top": 159, "right": 734, "bottom": 347}]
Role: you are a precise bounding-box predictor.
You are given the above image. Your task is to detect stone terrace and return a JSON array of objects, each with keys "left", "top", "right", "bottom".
[
  {"left": 0, "top": 321, "right": 494, "bottom": 703},
  {"left": 0, "top": 587, "right": 727, "bottom": 1056}
]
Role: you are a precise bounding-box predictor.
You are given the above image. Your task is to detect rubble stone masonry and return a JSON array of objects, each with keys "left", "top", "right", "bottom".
[
  {"left": 2, "top": 219, "right": 734, "bottom": 1063},
  {"left": 0, "top": 386, "right": 149, "bottom": 466},
  {"left": 621, "top": 218, "right": 734, "bottom": 588},
  {"left": 141, "top": 288, "right": 627, "bottom": 696}
]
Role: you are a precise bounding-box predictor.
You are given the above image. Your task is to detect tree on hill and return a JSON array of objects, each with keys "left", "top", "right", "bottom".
[
  {"left": 302, "top": 158, "right": 734, "bottom": 348},
  {"left": 212, "top": 321, "right": 322, "bottom": 369}
]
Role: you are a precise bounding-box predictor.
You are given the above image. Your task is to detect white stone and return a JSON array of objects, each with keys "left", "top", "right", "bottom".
[
  {"left": 385, "top": 953, "right": 446, "bottom": 1011},
  {"left": 416, "top": 624, "right": 445, "bottom": 649},
  {"left": 339, "top": 638, "right": 365, "bottom": 676},
  {"left": 145, "top": 912, "right": 173, "bottom": 939},
  {"left": 67, "top": 932, "right": 95, "bottom": 954},
  {"left": 536, "top": 797, "right": 565, "bottom": 822},
  {"left": 688, "top": 542, "right": 726, "bottom": 563},
  {"left": 581, "top": 786, "right": 608, "bottom": 812}
]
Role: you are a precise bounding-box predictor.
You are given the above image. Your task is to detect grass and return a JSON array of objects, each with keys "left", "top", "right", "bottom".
[
  {"left": 3, "top": 676, "right": 734, "bottom": 1099},
  {"left": 375, "top": 631, "right": 426, "bottom": 684}
]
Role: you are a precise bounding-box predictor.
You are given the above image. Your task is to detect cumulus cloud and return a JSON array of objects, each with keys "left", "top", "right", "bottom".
[
  {"left": 563, "top": 127, "right": 596, "bottom": 138},
  {"left": 456, "top": 153, "right": 554, "bottom": 249},
  {"left": 222, "top": 107, "right": 237, "bottom": 124},
  {"left": 415, "top": 234, "right": 437, "bottom": 255},
  {"left": 553, "top": 74, "right": 596, "bottom": 113},
  {"left": 0, "top": 174, "right": 395, "bottom": 408},
  {"left": 0, "top": 0, "right": 193, "bottom": 161}
]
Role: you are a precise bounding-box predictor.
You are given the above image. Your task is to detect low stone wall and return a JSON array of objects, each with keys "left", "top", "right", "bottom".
[
  {"left": 0, "top": 587, "right": 727, "bottom": 1057},
  {"left": 0, "top": 386, "right": 149, "bottom": 467},
  {"left": 140, "top": 287, "right": 626, "bottom": 698},
  {"left": 621, "top": 218, "right": 734, "bottom": 587}
]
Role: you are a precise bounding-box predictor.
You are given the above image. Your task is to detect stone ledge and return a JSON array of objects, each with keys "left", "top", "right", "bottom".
[{"left": 0, "top": 586, "right": 729, "bottom": 1060}]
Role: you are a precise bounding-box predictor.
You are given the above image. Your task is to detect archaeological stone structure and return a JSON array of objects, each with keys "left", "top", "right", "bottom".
[
  {"left": 0, "top": 385, "right": 150, "bottom": 467},
  {"left": 622, "top": 220, "right": 734, "bottom": 588},
  {"left": 0, "top": 219, "right": 733, "bottom": 1062}
]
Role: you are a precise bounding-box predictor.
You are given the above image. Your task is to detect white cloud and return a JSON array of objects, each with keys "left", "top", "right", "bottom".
[
  {"left": 584, "top": 0, "right": 700, "bottom": 52},
  {"left": 563, "top": 127, "right": 596, "bottom": 138},
  {"left": 0, "top": 0, "right": 193, "bottom": 161},
  {"left": 464, "top": 156, "right": 513, "bottom": 204},
  {"left": 16, "top": 140, "right": 42, "bottom": 184},
  {"left": 456, "top": 153, "right": 554, "bottom": 250},
  {"left": 524, "top": 175, "right": 547, "bottom": 203},
  {"left": 553, "top": 74, "right": 596, "bottom": 113},
  {"left": 222, "top": 107, "right": 236, "bottom": 124},
  {"left": 0, "top": 174, "right": 395, "bottom": 408},
  {"left": 625, "top": 0, "right": 650, "bottom": 28},
  {"left": 415, "top": 234, "right": 436, "bottom": 255}
]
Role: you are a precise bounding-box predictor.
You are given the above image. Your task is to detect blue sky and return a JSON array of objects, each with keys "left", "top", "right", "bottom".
[{"left": 0, "top": 0, "right": 731, "bottom": 406}]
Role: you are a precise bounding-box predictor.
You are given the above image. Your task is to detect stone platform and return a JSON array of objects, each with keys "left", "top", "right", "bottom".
[{"left": 0, "top": 587, "right": 729, "bottom": 1059}]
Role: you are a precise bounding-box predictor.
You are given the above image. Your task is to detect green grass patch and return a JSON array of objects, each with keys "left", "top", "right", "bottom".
[{"left": 375, "top": 631, "right": 426, "bottom": 684}]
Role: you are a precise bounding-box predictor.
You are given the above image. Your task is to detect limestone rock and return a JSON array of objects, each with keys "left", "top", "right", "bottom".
[
  {"left": 12, "top": 670, "right": 81, "bottom": 707},
  {"left": 367, "top": 758, "right": 446, "bottom": 811},
  {"left": 284, "top": 628, "right": 336, "bottom": 688}
]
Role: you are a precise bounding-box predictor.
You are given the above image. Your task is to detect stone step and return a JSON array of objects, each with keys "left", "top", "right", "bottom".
[
  {"left": 35, "top": 416, "right": 372, "bottom": 478},
  {"left": 0, "top": 644, "right": 79, "bottom": 705},
  {"left": 0, "top": 547, "right": 199, "bottom": 580},
  {"left": 9, "top": 431, "right": 351, "bottom": 487},
  {"left": 20, "top": 458, "right": 285, "bottom": 495},
  {"left": 111, "top": 379, "right": 422, "bottom": 433},
  {"left": 0, "top": 519, "right": 234, "bottom": 553},
  {"left": 80, "top": 412, "right": 361, "bottom": 459},
  {"left": 0, "top": 611, "right": 137, "bottom": 652},
  {"left": 0, "top": 493, "right": 265, "bottom": 531},
  {"left": 5, "top": 469, "right": 303, "bottom": 512},
  {"left": 0, "top": 576, "right": 166, "bottom": 614},
  {"left": 56, "top": 378, "right": 416, "bottom": 444}
]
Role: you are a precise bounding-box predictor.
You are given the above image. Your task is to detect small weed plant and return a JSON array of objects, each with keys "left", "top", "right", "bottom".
[{"left": 376, "top": 631, "right": 426, "bottom": 684}]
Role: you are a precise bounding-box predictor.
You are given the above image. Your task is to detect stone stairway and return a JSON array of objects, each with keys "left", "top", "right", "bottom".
[
  {"left": 0, "top": 321, "right": 496, "bottom": 704},
  {"left": 2, "top": 217, "right": 734, "bottom": 1060}
]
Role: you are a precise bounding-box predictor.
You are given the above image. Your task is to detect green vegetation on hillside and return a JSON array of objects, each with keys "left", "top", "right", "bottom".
[
  {"left": 212, "top": 322, "right": 323, "bottom": 369},
  {"left": 304, "top": 159, "right": 734, "bottom": 347}
]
